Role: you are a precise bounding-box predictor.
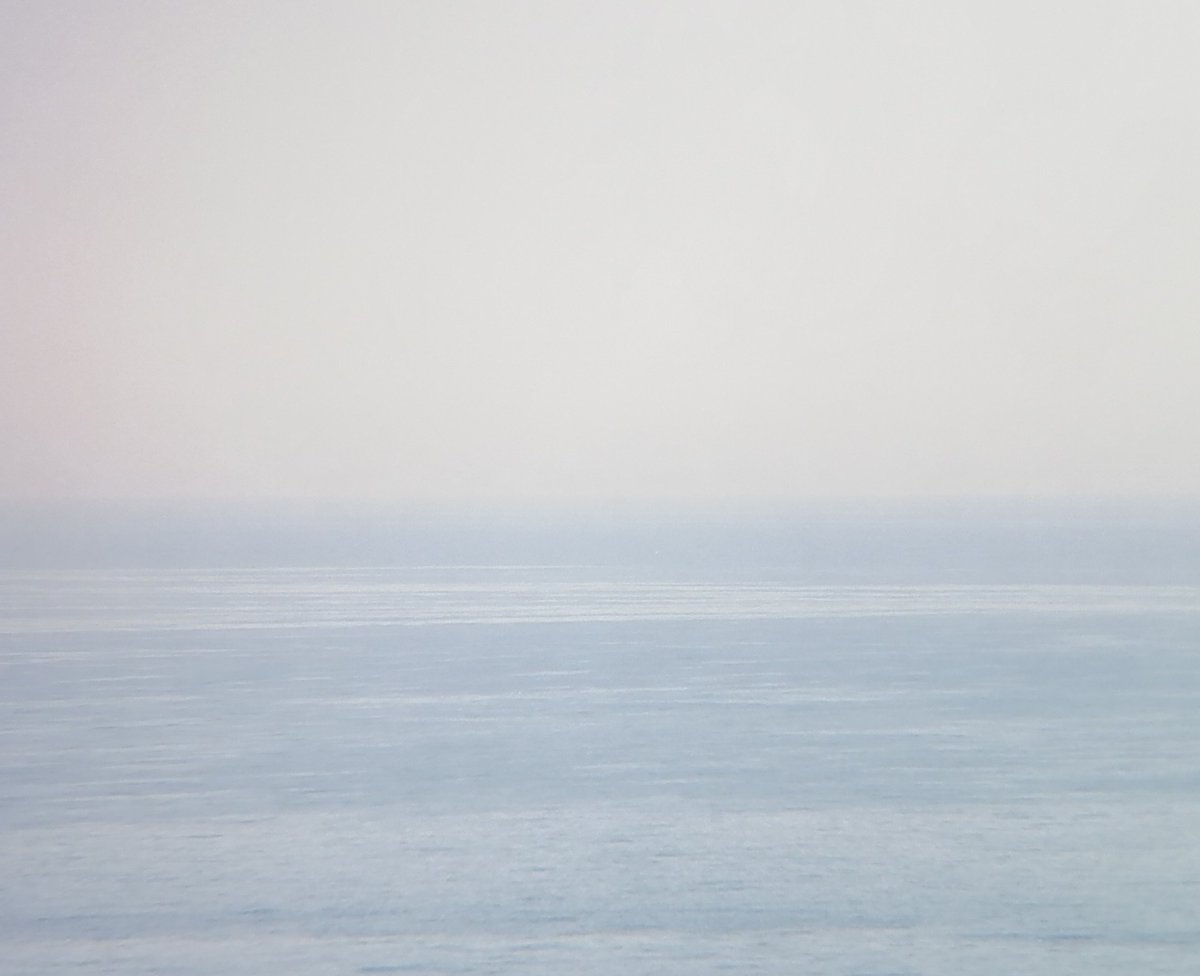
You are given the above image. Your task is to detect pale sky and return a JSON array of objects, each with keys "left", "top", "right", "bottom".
[{"left": 3, "top": 1, "right": 1198, "bottom": 502}]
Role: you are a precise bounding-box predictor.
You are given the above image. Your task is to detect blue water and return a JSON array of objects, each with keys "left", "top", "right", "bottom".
[{"left": 2, "top": 511, "right": 1199, "bottom": 974}]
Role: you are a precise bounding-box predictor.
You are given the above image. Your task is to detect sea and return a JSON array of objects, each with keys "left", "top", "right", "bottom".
[{"left": 2, "top": 502, "right": 1199, "bottom": 975}]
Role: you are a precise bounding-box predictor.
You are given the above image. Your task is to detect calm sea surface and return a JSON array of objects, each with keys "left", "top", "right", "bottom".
[{"left": 3, "top": 514, "right": 1199, "bottom": 974}]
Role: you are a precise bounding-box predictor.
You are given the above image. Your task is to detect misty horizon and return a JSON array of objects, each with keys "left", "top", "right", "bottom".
[{"left": 2, "top": 497, "right": 1197, "bottom": 583}]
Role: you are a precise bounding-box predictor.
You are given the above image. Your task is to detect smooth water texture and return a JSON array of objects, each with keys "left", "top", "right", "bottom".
[{"left": 3, "top": 541, "right": 1200, "bottom": 974}]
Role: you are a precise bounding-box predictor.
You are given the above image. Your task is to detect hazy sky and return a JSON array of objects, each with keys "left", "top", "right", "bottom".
[{"left": 3, "top": 1, "right": 1198, "bottom": 502}]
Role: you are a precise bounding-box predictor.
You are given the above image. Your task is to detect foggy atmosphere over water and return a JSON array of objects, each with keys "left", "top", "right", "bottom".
[{"left": 3, "top": 1, "right": 1200, "bottom": 974}]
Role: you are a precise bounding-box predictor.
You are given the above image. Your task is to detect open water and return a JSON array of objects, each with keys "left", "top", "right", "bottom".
[{"left": 2, "top": 508, "right": 1199, "bottom": 974}]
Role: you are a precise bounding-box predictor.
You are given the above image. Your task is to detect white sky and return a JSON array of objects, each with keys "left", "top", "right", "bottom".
[{"left": 3, "top": 1, "right": 1198, "bottom": 502}]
